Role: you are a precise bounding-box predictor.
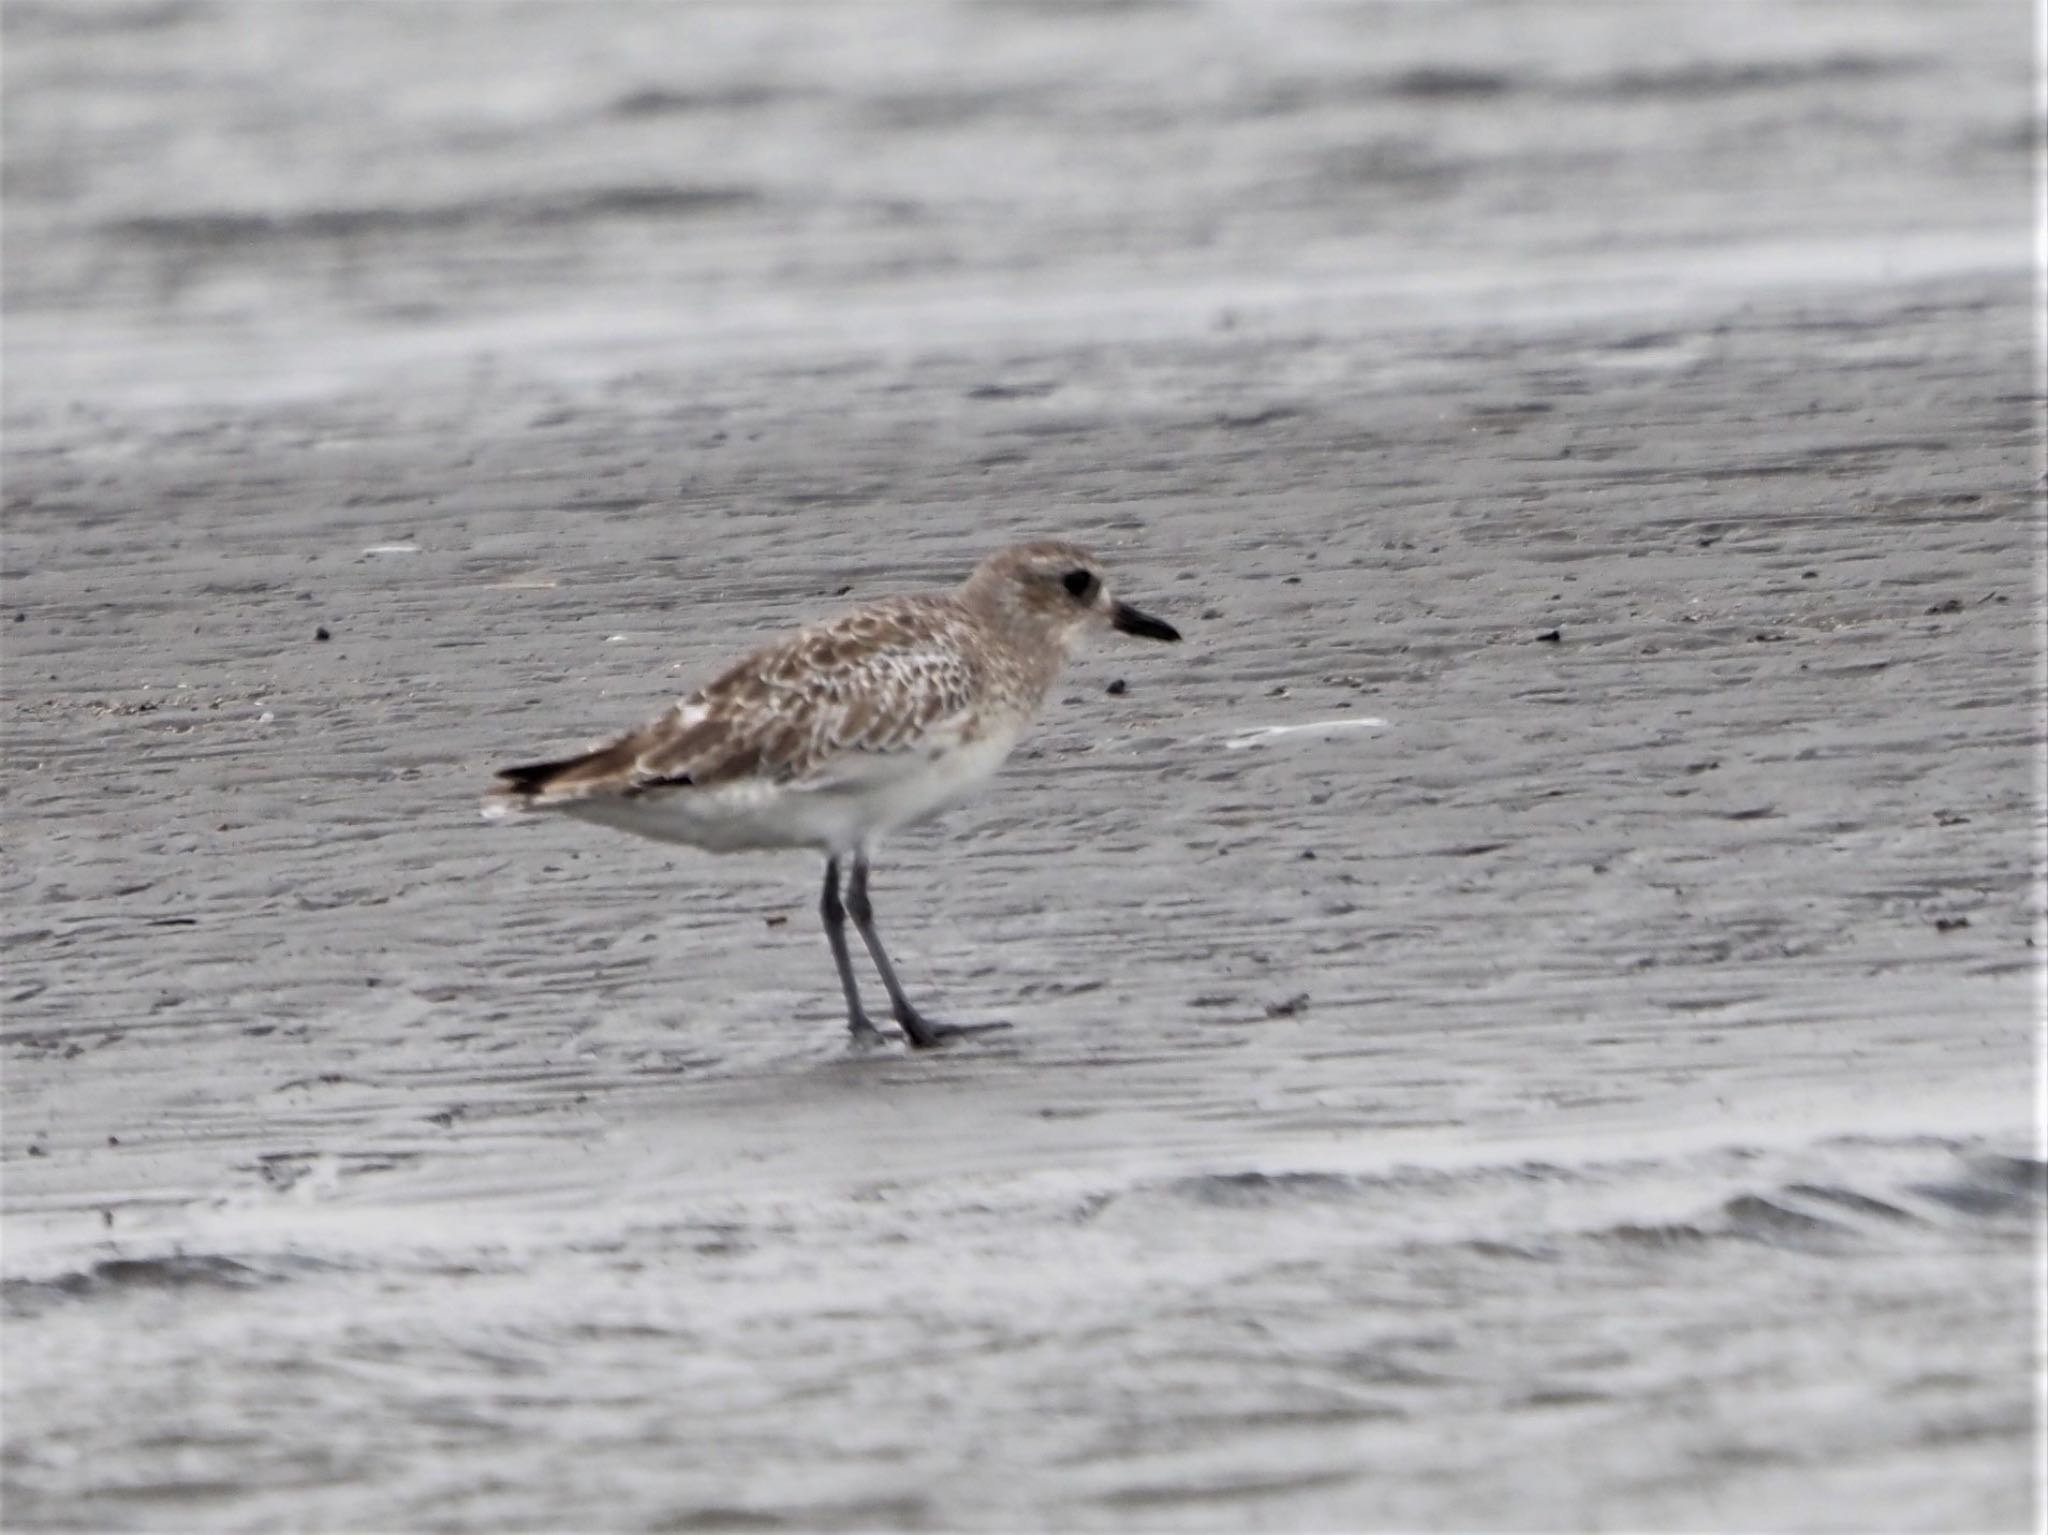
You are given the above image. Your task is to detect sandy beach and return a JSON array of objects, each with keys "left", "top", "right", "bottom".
[{"left": 2, "top": 2, "right": 2041, "bottom": 1529}]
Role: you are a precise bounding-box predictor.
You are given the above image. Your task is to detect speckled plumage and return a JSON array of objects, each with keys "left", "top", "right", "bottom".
[
  {"left": 498, "top": 596, "right": 1025, "bottom": 803},
  {"left": 485, "top": 541, "right": 1144, "bottom": 848},
  {"left": 484, "top": 540, "right": 1180, "bottom": 1047}
]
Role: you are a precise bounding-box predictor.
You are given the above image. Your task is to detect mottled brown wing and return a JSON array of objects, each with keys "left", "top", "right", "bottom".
[
  {"left": 636, "top": 601, "right": 984, "bottom": 790},
  {"left": 494, "top": 599, "right": 983, "bottom": 805}
]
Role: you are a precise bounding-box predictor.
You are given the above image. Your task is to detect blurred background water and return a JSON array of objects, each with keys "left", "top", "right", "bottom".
[{"left": 2, "top": 0, "right": 2025, "bottom": 415}]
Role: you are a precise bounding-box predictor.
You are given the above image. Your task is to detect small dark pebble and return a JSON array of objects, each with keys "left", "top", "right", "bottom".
[
  {"left": 314, "top": 626, "right": 330, "bottom": 641},
  {"left": 13, "top": 612, "right": 22, "bottom": 622},
  {"left": 1801, "top": 570, "right": 1818, "bottom": 580},
  {"left": 1282, "top": 575, "right": 1301, "bottom": 585},
  {"left": 1265, "top": 993, "right": 1311, "bottom": 1019},
  {"left": 1925, "top": 598, "right": 1964, "bottom": 615},
  {"left": 1299, "top": 849, "right": 1317, "bottom": 861},
  {"left": 1105, "top": 678, "right": 1127, "bottom": 696},
  {"left": 833, "top": 585, "right": 852, "bottom": 596},
  {"left": 107, "top": 1135, "right": 120, "bottom": 1147},
  {"left": 1536, "top": 628, "right": 1562, "bottom": 643},
  {"left": 1933, "top": 916, "right": 1971, "bottom": 932},
  {"left": 27, "top": 1144, "right": 46, "bottom": 1158}
]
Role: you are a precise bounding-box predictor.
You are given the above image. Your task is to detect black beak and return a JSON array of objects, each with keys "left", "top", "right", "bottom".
[{"left": 1110, "top": 600, "right": 1181, "bottom": 643}]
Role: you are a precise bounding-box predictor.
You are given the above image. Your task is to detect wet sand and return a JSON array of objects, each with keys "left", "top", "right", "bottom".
[{"left": 2, "top": 2, "right": 2042, "bottom": 1530}]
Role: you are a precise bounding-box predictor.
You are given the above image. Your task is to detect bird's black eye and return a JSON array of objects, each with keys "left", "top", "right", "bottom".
[{"left": 1062, "top": 569, "right": 1098, "bottom": 601}]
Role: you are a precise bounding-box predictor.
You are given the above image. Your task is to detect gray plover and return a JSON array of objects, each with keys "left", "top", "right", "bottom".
[{"left": 484, "top": 540, "right": 1181, "bottom": 1048}]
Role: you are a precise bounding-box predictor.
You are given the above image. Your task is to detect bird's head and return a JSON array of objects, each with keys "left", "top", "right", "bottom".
[{"left": 961, "top": 540, "right": 1181, "bottom": 653}]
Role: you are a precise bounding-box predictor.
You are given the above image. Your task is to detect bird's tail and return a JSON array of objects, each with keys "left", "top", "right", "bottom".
[
  {"left": 480, "top": 748, "right": 614, "bottom": 821},
  {"left": 482, "top": 710, "right": 685, "bottom": 821}
]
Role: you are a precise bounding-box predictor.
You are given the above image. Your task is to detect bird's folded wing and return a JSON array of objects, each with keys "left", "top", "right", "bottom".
[
  {"left": 516, "top": 608, "right": 986, "bottom": 804},
  {"left": 644, "top": 637, "right": 982, "bottom": 791}
]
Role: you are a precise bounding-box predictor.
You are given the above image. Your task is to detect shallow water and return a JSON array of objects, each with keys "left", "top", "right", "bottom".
[
  {"left": 4, "top": 1097, "right": 2036, "bottom": 1531},
  {"left": 2, "top": 2, "right": 2041, "bottom": 1530}
]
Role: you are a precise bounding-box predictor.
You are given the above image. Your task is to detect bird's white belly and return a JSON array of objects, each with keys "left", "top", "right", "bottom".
[
  {"left": 557, "top": 730, "right": 1019, "bottom": 855},
  {"left": 852, "top": 729, "right": 1018, "bottom": 836}
]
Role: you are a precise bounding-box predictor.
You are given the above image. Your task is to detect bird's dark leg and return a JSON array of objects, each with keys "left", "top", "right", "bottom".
[
  {"left": 821, "top": 858, "right": 883, "bottom": 1046},
  {"left": 846, "top": 853, "right": 1010, "bottom": 1049}
]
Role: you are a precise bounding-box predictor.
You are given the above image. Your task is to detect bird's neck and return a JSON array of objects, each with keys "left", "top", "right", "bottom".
[{"left": 955, "top": 591, "right": 1069, "bottom": 715}]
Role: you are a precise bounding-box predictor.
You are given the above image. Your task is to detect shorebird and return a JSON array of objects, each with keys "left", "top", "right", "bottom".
[{"left": 484, "top": 540, "right": 1181, "bottom": 1047}]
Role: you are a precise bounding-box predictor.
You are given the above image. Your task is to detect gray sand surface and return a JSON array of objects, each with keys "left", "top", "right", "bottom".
[{"left": 2, "top": 3, "right": 2041, "bottom": 1530}]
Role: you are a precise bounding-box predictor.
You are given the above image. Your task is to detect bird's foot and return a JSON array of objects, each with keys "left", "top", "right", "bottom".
[
  {"left": 897, "top": 1011, "right": 1014, "bottom": 1050},
  {"left": 846, "top": 1017, "right": 890, "bottom": 1050}
]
